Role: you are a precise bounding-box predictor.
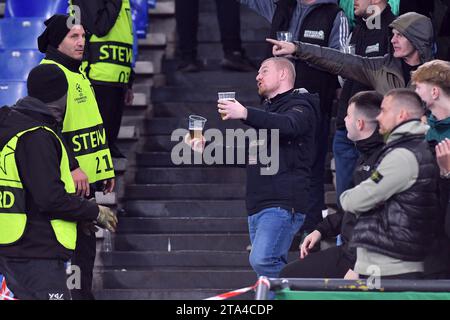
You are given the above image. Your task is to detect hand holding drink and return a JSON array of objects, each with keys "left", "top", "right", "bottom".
[
  {"left": 185, "top": 115, "right": 207, "bottom": 153},
  {"left": 217, "top": 92, "right": 236, "bottom": 120},
  {"left": 217, "top": 95, "right": 248, "bottom": 121}
]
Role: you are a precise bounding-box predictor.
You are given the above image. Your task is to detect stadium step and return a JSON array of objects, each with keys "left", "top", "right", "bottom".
[
  {"left": 135, "top": 167, "right": 246, "bottom": 183},
  {"left": 143, "top": 117, "right": 249, "bottom": 135},
  {"left": 111, "top": 233, "right": 301, "bottom": 252},
  {"left": 124, "top": 183, "right": 246, "bottom": 200},
  {"left": 117, "top": 217, "right": 248, "bottom": 234},
  {"left": 98, "top": 251, "right": 253, "bottom": 268},
  {"left": 151, "top": 86, "right": 260, "bottom": 103},
  {"left": 93, "top": 288, "right": 254, "bottom": 300},
  {"left": 164, "top": 69, "right": 259, "bottom": 88},
  {"left": 152, "top": 102, "right": 261, "bottom": 118},
  {"left": 123, "top": 200, "right": 246, "bottom": 218},
  {"left": 95, "top": 269, "right": 257, "bottom": 290},
  {"left": 113, "top": 234, "right": 251, "bottom": 251}
]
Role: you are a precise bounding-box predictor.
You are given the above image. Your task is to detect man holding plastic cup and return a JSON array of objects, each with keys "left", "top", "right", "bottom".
[
  {"left": 240, "top": 0, "right": 349, "bottom": 240},
  {"left": 192, "top": 57, "right": 320, "bottom": 279}
]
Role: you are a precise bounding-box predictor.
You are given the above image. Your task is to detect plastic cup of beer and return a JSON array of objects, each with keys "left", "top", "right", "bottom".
[
  {"left": 188, "top": 115, "right": 207, "bottom": 141},
  {"left": 276, "top": 31, "right": 293, "bottom": 42},
  {"left": 218, "top": 91, "right": 236, "bottom": 120}
]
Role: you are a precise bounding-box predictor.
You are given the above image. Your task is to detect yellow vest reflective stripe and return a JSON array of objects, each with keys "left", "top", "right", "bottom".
[
  {"left": 82, "top": 0, "right": 133, "bottom": 84},
  {"left": 40, "top": 59, "right": 115, "bottom": 183},
  {"left": 0, "top": 126, "right": 77, "bottom": 250}
]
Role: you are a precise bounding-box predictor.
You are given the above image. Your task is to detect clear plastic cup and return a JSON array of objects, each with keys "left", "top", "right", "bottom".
[
  {"left": 188, "top": 115, "right": 207, "bottom": 140},
  {"left": 218, "top": 92, "right": 236, "bottom": 120},
  {"left": 276, "top": 31, "right": 293, "bottom": 42}
]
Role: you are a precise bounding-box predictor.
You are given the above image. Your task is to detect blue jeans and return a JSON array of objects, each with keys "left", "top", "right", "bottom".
[
  {"left": 332, "top": 129, "right": 359, "bottom": 208},
  {"left": 248, "top": 207, "right": 305, "bottom": 278}
]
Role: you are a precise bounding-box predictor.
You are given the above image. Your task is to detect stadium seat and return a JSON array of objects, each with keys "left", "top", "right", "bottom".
[
  {"left": 0, "top": 81, "right": 27, "bottom": 107},
  {"left": 4, "top": 0, "right": 68, "bottom": 18},
  {"left": 0, "top": 49, "right": 44, "bottom": 81},
  {"left": 131, "top": 0, "right": 149, "bottom": 39},
  {"left": 0, "top": 18, "right": 45, "bottom": 49}
]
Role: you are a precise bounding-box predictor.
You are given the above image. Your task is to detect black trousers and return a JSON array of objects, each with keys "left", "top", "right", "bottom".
[
  {"left": 280, "top": 245, "right": 354, "bottom": 278},
  {"left": 70, "top": 223, "right": 97, "bottom": 300},
  {"left": 302, "top": 111, "right": 331, "bottom": 233},
  {"left": 93, "top": 84, "right": 126, "bottom": 157},
  {"left": 175, "top": 0, "right": 242, "bottom": 59},
  {"left": 0, "top": 257, "right": 70, "bottom": 300}
]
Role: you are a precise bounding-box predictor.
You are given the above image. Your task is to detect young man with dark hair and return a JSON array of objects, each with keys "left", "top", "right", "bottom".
[
  {"left": 333, "top": 0, "right": 396, "bottom": 206},
  {"left": 281, "top": 91, "right": 384, "bottom": 278},
  {"left": 341, "top": 89, "right": 439, "bottom": 279}
]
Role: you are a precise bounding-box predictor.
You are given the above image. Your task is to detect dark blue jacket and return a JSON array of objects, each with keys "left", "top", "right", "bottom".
[{"left": 243, "top": 89, "right": 320, "bottom": 215}]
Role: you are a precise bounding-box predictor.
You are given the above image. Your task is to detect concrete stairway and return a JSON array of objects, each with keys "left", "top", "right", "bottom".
[{"left": 93, "top": 0, "right": 335, "bottom": 300}]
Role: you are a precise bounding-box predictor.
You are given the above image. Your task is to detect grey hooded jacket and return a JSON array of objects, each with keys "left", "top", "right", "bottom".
[{"left": 291, "top": 12, "right": 434, "bottom": 94}]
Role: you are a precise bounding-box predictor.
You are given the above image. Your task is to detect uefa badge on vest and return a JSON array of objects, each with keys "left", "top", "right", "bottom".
[
  {"left": 74, "top": 83, "right": 87, "bottom": 104},
  {"left": 304, "top": 30, "right": 325, "bottom": 41}
]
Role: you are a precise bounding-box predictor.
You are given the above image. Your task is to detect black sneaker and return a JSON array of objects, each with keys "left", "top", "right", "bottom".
[
  {"left": 177, "top": 59, "right": 203, "bottom": 73},
  {"left": 220, "top": 51, "right": 256, "bottom": 72}
]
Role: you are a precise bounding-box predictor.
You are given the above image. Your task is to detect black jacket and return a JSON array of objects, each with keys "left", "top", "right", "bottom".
[
  {"left": 0, "top": 98, "right": 99, "bottom": 261},
  {"left": 336, "top": 6, "right": 396, "bottom": 129},
  {"left": 72, "top": 0, "right": 135, "bottom": 87},
  {"left": 71, "top": 0, "right": 122, "bottom": 37},
  {"left": 351, "top": 134, "right": 439, "bottom": 261},
  {"left": 243, "top": 89, "right": 320, "bottom": 215},
  {"left": 316, "top": 129, "right": 384, "bottom": 260}
]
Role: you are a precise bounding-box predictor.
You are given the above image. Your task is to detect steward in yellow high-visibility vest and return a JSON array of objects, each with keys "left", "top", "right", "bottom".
[
  {"left": 0, "top": 87, "right": 116, "bottom": 299},
  {"left": 37, "top": 14, "right": 115, "bottom": 196},
  {"left": 36, "top": 16, "right": 118, "bottom": 300},
  {"left": 71, "top": 0, "right": 134, "bottom": 158}
]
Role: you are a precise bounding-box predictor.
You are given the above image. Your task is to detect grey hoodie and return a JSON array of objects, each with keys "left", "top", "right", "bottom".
[
  {"left": 292, "top": 12, "right": 434, "bottom": 94},
  {"left": 240, "top": 0, "right": 348, "bottom": 50}
]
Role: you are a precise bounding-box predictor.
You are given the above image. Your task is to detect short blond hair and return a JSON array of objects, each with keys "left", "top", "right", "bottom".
[
  {"left": 262, "top": 57, "right": 296, "bottom": 83},
  {"left": 412, "top": 59, "right": 450, "bottom": 96}
]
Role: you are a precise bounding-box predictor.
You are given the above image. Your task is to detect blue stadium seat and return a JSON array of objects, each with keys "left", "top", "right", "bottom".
[
  {"left": 148, "top": 0, "right": 157, "bottom": 9},
  {"left": 5, "top": 0, "right": 68, "bottom": 18},
  {"left": 0, "top": 18, "right": 45, "bottom": 49},
  {"left": 131, "top": 0, "right": 149, "bottom": 39},
  {"left": 0, "top": 81, "right": 27, "bottom": 107},
  {"left": 0, "top": 49, "right": 44, "bottom": 81}
]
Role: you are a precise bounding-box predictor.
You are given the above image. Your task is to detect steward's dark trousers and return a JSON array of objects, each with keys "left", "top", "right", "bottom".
[
  {"left": 0, "top": 257, "right": 70, "bottom": 300},
  {"left": 175, "top": 0, "right": 242, "bottom": 59},
  {"left": 70, "top": 224, "right": 96, "bottom": 300},
  {"left": 93, "top": 84, "right": 126, "bottom": 157},
  {"left": 280, "top": 245, "right": 354, "bottom": 278}
]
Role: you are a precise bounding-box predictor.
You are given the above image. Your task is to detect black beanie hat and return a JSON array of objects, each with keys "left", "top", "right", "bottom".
[
  {"left": 37, "top": 14, "right": 72, "bottom": 53},
  {"left": 27, "top": 64, "right": 66, "bottom": 103}
]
